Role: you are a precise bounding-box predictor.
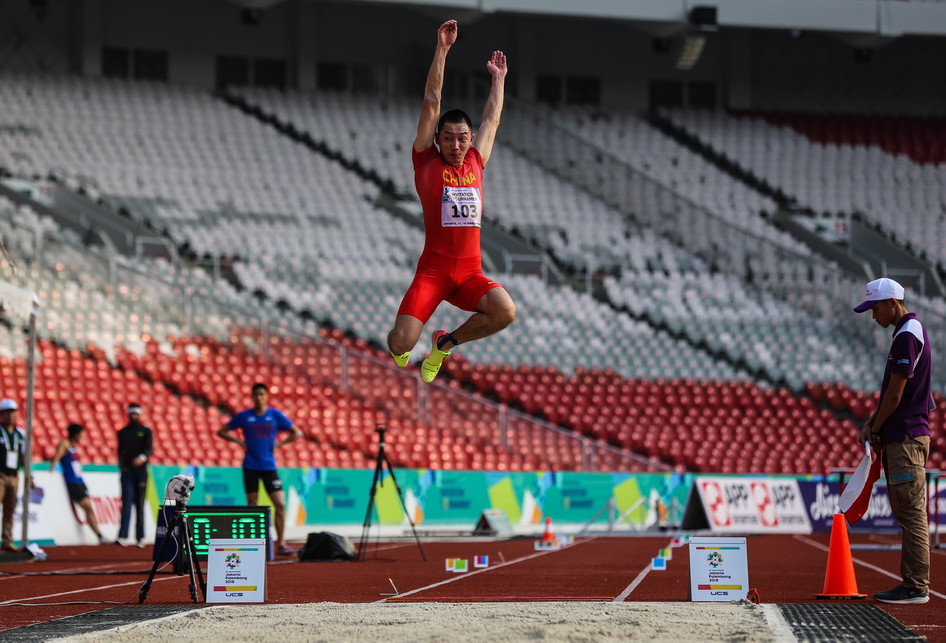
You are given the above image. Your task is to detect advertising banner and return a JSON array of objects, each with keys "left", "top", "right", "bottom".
[
  {"left": 797, "top": 478, "right": 896, "bottom": 533},
  {"left": 24, "top": 470, "right": 157, "bottom": 546},
  {"left": 683, "top": 476, "right": 811, "bottom": 533},
  {"left": 21, "top": 465, "right": 690, "bottom": 545}
]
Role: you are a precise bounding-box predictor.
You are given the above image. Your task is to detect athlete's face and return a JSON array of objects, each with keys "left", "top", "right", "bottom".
[
  {"left": 252, "top": 387, "right": 269, "bottom": 411},
  {"left": 436, "top": 122, "right": 473, "bottom": 167}
]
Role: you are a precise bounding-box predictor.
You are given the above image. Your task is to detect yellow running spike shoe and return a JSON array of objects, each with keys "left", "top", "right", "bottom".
[
  {"left": 391, "top": 350, "right": 411, "bottom": 367},
  {"left": 420, "top": 330, "right": 452, "bottom": 383}
]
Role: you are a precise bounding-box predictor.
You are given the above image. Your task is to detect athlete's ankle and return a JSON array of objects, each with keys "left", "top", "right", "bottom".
[{"left": 437, "top": 332, "right": 458, "bottom": 351}]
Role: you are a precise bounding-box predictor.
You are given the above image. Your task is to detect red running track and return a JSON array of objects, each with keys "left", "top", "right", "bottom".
[{"left": 1, "top": 533, "right": 944, "bottom": 640}]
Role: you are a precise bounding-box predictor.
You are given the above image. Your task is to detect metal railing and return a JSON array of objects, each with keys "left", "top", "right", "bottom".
[
  {"left": 0, "top": 203, "right": 664, "bottom": 472},
  {"left": 498, "top": 101, "right": 946, "bottom": 393}
]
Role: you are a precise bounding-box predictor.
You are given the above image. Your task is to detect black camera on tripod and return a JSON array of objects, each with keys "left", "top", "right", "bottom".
[
  {"left": 358, "top": 423, "right": 427, "bottom": 562},
  {"left": 164, "top": 474, "right": 195, "bottom": 507},
  {"left": 139, "top": 474, "right": 205, "bottom": 604}
]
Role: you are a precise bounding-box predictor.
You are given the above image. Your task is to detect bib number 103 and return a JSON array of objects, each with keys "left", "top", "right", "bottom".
[
  {"left": 450, "top": 204, "right": 477, "bottom": 219},
  {"left": 441, "top": 186, "right": 482, "bottom": 228}
]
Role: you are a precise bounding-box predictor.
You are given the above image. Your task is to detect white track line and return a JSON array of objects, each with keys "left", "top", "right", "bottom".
[
  {"left": 373, "top": 539, "right": 590, "bottom": 603},
  {"left": 0, "top": 574, "right": 183, "bottom": 604},
  {"left": 0, "top": 561, "right": 146, "bottom": 582},
  {"left": 613, "top": 564, "right": 653, "bottom": 602},
  {"left": 613, "top": 537, "right": 676, "bottom": 602},
  {"left": 795, "top": 534, "right": 946, "bottom": 601}
]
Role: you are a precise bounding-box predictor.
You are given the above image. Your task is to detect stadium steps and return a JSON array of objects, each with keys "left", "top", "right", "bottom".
[
  {"left": 0, "top": 180, "right": 158, "bottom": 259},
  {"left": 219, "top": 89, "right": 573, "bottom": 289},
  {"left": 646, "top": 108, "right": 795, "bottom": 209},
  {"left": 215, "top": 88, "right": 398, "bottom": 195}
]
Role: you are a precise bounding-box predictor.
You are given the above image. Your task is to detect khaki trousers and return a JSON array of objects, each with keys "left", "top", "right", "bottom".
[
  {"left": 0, "top": 472, "right": 19, "bottom": 548},
  {"left": 883, "top": 435, "right": 931, "bottom": 592}
]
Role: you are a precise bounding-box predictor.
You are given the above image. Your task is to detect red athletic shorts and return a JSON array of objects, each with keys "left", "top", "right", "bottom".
[{"left": 397, "top": 250, "right": 502, "bottom": 324}]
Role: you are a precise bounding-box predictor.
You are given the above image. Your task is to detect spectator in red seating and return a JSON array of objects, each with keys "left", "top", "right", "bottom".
[
  {"left": 854, "top": 277, "right": 934, "bottom": 605},
  {"left": 49, "top": 423, "right": 106, "bottom": 544}
]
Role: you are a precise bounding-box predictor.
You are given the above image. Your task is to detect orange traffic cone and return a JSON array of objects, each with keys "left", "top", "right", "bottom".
[
  {"left": 541, "top": 517, "right": 555, "bottom": 544},
  {"left": 815, "top": 513, "right": 866, "bottom": 599}
]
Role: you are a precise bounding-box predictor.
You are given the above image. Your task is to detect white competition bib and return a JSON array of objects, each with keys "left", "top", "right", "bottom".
[{"left": 440, "top": 186, "right": 482, "bottom": 228}]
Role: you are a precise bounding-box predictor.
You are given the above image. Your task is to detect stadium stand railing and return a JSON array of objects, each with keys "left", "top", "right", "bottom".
[
  {"left": 1, "top": 74, "right": 942, "bottom": 474},
  {"left": 0, "top": 195, "right": 660, "bottom": 472}
]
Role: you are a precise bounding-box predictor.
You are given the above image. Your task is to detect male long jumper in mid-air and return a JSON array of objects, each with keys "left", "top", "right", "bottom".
[{"left": 387, "top": 19, "right": 516, "bottom": 383}]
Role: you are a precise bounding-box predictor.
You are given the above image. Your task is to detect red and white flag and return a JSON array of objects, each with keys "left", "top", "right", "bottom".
[{"left": 838, "top": 441, "right": 882, "bottom": 525}]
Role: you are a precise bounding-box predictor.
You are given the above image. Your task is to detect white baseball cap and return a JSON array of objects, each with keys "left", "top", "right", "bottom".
[
  {"left": 0, "top": 398, "right": 18, "bottom": 411},
  {"left": 853, "top": 277, "right": 905, "bottom": 313}
]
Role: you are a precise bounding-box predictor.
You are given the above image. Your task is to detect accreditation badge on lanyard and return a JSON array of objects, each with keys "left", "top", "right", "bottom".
[{"left": 1, "top": 429, "right": 20, "bottom": 470}]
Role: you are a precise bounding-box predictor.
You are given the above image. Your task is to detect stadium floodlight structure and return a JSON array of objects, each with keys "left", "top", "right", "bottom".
[{"left": 0, "top": 278, "right": 40, "bottom": 551}]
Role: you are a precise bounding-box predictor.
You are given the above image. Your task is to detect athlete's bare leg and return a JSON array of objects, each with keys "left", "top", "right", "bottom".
[
  {"left": 269, "top": 489, "right": 287, "bottom": 549},
  {"left": 445, "top": 287, "right": 516, "bottom": 348},
  {"left": 77, "top": 497, "right": 103, "bottom": 539},
  {"left": 388, "top": 314, "right": 425, "bottom": 356},
  {"left": 417, "top": 287, "right": 515, "bottom": 383}
]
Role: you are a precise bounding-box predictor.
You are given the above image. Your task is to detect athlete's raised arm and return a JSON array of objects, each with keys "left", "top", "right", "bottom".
[
  {"left": 473, "top": 50, "right": 507, "bottom": 166},
  {"left": 414, "top": 20, "right": 457, "bottom": 153}
]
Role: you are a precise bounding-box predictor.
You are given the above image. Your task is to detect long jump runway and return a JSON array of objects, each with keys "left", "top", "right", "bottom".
[{"left": 0, "top": 534, "right": 943, "bottom": 641}]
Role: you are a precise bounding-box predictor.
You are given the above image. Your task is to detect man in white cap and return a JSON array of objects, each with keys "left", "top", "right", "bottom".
[
  {"left": 0, "top": 398, "right": 25, "bottom": 551},
  {"left": 854, "top": 277, "right": 935, "bottom": 604},
  {"left": 116, "top": 403, "right": 153, "bottom": 546}
]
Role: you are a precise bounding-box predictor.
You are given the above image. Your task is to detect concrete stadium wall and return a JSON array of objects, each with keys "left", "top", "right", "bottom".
[{"left": 52, "top": 0, "right": 942, "bottom": 113}]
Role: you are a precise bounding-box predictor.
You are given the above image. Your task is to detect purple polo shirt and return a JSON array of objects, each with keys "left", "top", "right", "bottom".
[{"left": 877, "top": 312, "right": 935, "bottom": 442}]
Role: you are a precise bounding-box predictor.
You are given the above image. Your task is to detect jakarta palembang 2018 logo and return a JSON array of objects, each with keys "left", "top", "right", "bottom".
[
  {"left": 707, "top": 552, "right": 724, "bottom": 568},
  {"left": 225, "top": 553, "right": 241, "bottom": 569}
]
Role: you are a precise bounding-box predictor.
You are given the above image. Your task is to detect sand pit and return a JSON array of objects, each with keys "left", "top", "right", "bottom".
[{"left": 54, "top": 601, "right": 795, "bottom": 642}]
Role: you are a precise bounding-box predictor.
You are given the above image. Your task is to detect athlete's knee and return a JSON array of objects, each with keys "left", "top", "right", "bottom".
[
  {"left": 493, "top": 299, "right": 516, "bottom": 329},
  {"left": 388, "top": 316, "right": 424, "bottom": 354},
  {"left": 388, "top": 327, "right": 412, "bottom": 355}
]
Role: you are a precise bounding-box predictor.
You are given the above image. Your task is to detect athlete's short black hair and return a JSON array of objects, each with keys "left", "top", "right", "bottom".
[
  {"left": 437, "top": 109, "right": 473, "bottom": 134},
  {"left": 252, "top": 382, "right": 268, "bottom": 394},
  {"left": 67, "top": 423, "right": 84, "bottom": 438}
]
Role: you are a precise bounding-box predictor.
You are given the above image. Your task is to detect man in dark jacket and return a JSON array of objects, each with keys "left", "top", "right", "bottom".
[{"left": 116, "top": 403, "right": 153, "bottom": 546}]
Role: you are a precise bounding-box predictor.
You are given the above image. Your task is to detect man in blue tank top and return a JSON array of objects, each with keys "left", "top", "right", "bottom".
[
  {"left": 217, "top": 383, "right": 302, "bottom": 555},
  {"left": 49, "top": 423, "right": 106, "bottom": 544}
]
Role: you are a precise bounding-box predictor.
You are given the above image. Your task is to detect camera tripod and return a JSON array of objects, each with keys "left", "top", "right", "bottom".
[
  {"left": 139, "top": 502, "right": 206, "bottom": 603},
  {"left": 358, "top": 424, "right": 427, "bottom": 562}
]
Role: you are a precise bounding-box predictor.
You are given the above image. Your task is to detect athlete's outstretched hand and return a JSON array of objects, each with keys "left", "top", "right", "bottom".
[
  {"left": 438, "top": 20, "right": 458, "bottom": 48},
  {"left": 486, "top": 50, "right": 507, "bottom": 79}
]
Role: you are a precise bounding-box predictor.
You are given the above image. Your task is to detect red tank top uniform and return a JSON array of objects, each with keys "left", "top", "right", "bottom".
[{"left": 397, "top": 145, "right": 502, "bottom": 323}]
